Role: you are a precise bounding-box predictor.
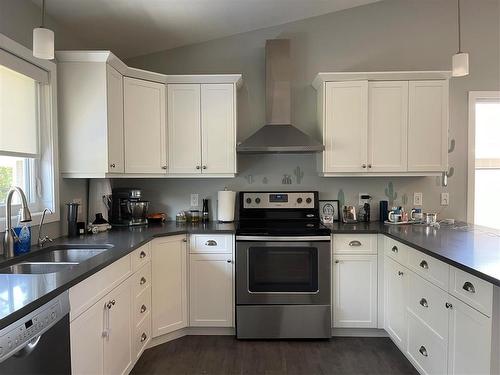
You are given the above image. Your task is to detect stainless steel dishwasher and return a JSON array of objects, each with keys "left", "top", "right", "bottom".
[{"left": 0, "top": 291, "right": 71, "bottom": 374}]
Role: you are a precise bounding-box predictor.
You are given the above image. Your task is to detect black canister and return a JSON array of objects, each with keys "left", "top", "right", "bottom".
[
  {"left": 202, "top": 199, "right": 209, "bottom": 222},
  {"left": 379, "top": 200, "right": 388, "bottom": 222},
  {"left": 67, "top": 202, "right": 80, "bottom": 237}
]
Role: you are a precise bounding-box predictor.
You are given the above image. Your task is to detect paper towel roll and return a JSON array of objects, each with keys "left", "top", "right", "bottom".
[{"left": 217, "top": 190, "right": 236, "bottom": 222}]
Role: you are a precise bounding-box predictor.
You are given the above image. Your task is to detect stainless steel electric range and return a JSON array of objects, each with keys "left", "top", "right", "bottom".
[{"left": 235, "top": 191, "right": 331, "bottom": 339}]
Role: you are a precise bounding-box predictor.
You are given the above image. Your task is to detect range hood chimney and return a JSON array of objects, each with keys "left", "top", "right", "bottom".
[{"left": 236, "top": 39, "right": 324, "bottom": 153}]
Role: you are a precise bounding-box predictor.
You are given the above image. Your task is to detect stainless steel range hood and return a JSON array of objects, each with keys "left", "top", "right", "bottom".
[{"left": 237, "top": 39, "right": 324, "bottom": 153}]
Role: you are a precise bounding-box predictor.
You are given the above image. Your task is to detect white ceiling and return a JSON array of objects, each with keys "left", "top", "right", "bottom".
[{"left": 35, "top": 0, "right": 381, "bottom": 59}]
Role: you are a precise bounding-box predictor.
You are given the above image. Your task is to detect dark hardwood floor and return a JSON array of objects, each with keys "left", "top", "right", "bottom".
[{"left": 131, "top": 336, "right": 418, "bottom": 375}]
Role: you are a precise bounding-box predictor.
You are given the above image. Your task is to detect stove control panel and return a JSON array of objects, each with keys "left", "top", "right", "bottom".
[
  {"left": 242, "top": 192, "right": 315, "bottom": 209},
  {"left": 0, "top": 291, "right": 69, "bottom": 363}
]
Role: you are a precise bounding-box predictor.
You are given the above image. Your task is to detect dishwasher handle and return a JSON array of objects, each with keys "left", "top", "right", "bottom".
[{"left": 12, "top": 336, "right": 42, "bottom": 358}]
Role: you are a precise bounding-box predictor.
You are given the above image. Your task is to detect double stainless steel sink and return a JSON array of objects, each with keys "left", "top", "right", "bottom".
[{"left": 0, "top": 245, "right": 113, "bottom": 274}]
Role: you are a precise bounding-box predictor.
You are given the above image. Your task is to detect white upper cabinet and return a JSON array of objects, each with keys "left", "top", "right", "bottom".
[
  {"left": 106, "top": 66, "right": 125, "bottom": 173},
  {"left": 201, "top": 84, "right": 236, "bottom": 174},
  {"left": 313, "top": 71, "right": 450, "bottom": 176},
  {"left": 368, "top": 81, "right": 408, "bottom": 172},
  {"left": 167, "top": 84, "right": 202, "bottom": 174},
  {"left": 323, "top": 81, "right": 368, "bottom": 173},
  {"left": 408, "top": 80, "right": 449, "bottom": 172},
  {"left": 168, "top": 82, "right": 238, "bottom": 176},
  {"left": 124, "top": 77, "right": 167, "bottom": 174}
]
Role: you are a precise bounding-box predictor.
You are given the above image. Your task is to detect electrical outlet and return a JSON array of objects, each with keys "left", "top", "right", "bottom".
[
  {"left": 413, "top": 192, "right": 423, "bottom": 206},
  {"left": 441, "top": 192, "right": 449, "bottom": 206},
  {"left": 190, "top": 194, "right": 199, "bottom": 208},
  {"left": 359, "top": 193, "right": 371, "bottom": 205}
]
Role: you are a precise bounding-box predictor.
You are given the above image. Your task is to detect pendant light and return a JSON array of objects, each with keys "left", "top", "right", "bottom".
[
  {"left": 452, "top": 0, "right": 469, "bottom": 77},
  {"left": 33, "top": 0, "right": 54, "bottom": 60}
]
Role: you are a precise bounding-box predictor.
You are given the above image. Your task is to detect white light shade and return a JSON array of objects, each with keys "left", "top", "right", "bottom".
[
  {"left": 452, "top": 52, "right": 469, "bottom": 77},
  {"left": 33, "top": 27, "right": 54, "bottom": 60}
]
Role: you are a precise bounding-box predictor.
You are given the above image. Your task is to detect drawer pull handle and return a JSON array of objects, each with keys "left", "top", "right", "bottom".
[
  {"left": 335, "top": 260, "right": 340, "bottom": 264},
  {"left": 419, "top": 298, "right": 429, "bottom": 308},
  {"left": 445, "top": 302, "right": 453, "bottom": 309},
  {"left": 349, "top": 240, "right": 362, "bottom": 247},
  {"left": 140, "top": 251, "right": 147, "bottom": 259},
  {"left": 227, "top": 259, "right": 232, "bottom": 263},
  {"left": 140, "top": 277, "right": 147, "bottom": 285},
  {"left": 419, "top": 346, "right": 428, "bottom": 357},
  {"left": 419, "top": 260, "right": 429, "bottom": 269},
  {"left": 398, "top": 271, "right": 404, "bottom": 276},
  {"left": 140, "top": 304, "right": 147, "bottom": 313},
  {"left": 462, "top": 281, "right": 475, "bottom": 293},
  {"left": 392, "top": 246, "right": 398, "bottom": 253},
  {"left": 106, "top": 299, "right": 116, "bottom": 309},
  {"left": 183, "top": 238, "right": 188, "bottom": 243},
  {"left": 205, "top": 240, "right": 218, "bottom": 246},
  {"left": 110, "top": 163, "right": 116, "bottom": 168},
  {"left": 140, "top": 333, "right": 147, "bottom": 342}
]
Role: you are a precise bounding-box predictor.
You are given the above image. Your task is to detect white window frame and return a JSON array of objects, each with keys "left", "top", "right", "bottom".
[
  {"left": 467, "top": 91, "right": 500, "bottom": 223},
  {"left": 0, "top": 33, "right": 60, "bottom": 232}
]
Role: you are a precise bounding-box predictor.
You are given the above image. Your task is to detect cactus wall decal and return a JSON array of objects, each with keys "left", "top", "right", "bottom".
[
  {"left": 448, "top": 139, "right": 455, "bottom": 153},
  {"left": 244, "top": 175, "right": 254, "bottom": 184},
  {"left": 402, "top": 193, "right": 408, "bottom": 206},
  {"left": 282, "top": 174, "right": 292, "bottom": 184},
  {"left": 293, "top": 166, "right": 304, "bottom": 184},
  {"left": 262, "top": 177, "right": 268, "bottom": 184},
  {"left": 337, "top": 189, "right": 345, "bottom": 208},
  {"left": 384, "top": 182, "right": 398, "bottom": 206}
]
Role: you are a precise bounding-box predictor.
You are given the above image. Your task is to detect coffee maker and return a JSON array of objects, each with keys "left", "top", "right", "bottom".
[{"left": 109, "top": 188, "right": 149, "bottom": 226}]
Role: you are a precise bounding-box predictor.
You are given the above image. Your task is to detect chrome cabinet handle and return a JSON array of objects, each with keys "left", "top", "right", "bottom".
[
  {"left": 226, "top": 259, "right": 232, "bottom": 263},
  {"left": 420, "top": 260, "right": 429, "bottom": 269},
  {"left": 398, "top": 271, "right": 404, "bottom": 276},
  {"left": 445, "top": 302, "right": 453, "bottom": 309},
  {"left": 392, "top": 246, "right": 398, "bottom": 253},
  {"left": 140, "top": 304, "right": 147, "bottom": 313},
  {"left": 140, "top": 277, "right": 147, "bottom": 285},
  {"left": 368, "top": 164, "right": 372, "bottom": 168},
  {"left": 161, "top": 165, "right": 168, "bottom": 170},
  {"left": 140, "top": 251, "right": 146, "bottom": 259},
  {"left": 335, "top": 260, "right": 340, "bottom": 264},
  {"left": 349, "top": 240, "right": 362, "bottom": 247},
  {"left": 183, "top": 238, "right": 187, "bottom": 242},
  {"left": 202, "top": 165, "right": 207, "bottom": 170},
  {"left": 205, "top": 240, "right": 218, "bottom": 246},
  {"left": 140, "top": 333, "right": 147, "bottom": 342},
  {"left": 110, "top": 163, "right": 116, "bottom": 168},
  {"left": 362, "top": 164, "right": 367, "bottom": 168},
  {"left": 419, "top": 346, "right": 428, "bottom": 357},
  {"left": 196, "top": 166, "right": 201, "bottom": 170},
  {"left": 106, "top": 300, "right": 116, "bottom": 309},
  {"left": 463, "top": 281, "right": 475, "bottom": 293},
  {"left": 420, "top": 298, "right": 429, "bottom": 308}
]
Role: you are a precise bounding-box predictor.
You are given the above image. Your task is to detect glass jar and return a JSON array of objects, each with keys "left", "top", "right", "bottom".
[{"left": 190, "top": 210, "right": 200, "bottom": 223}]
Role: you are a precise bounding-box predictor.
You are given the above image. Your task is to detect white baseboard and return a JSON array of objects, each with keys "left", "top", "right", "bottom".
[
  {"left": 332, "top": 328, "right": 388, "bottom": 337},
  {"left": 147, "top": 327, "right": 235, "bottom": 349}
]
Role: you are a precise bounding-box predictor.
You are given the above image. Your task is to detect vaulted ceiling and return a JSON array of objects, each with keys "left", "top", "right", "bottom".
[{"left": 32, "top": 0, "right": 381, "bottom": 58}]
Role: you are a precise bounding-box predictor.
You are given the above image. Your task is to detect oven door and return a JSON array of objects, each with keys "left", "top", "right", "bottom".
[{"left": 236, "top": 236, "right": 331, "bottom": 305}]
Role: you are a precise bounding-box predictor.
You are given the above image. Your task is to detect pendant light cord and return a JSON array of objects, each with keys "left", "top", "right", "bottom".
[
  {"left": 41, "top": 0, "right": 46, "bottom": 28},
  {"left": 457, "top": 0, "right": 462, "bottom": 52}
]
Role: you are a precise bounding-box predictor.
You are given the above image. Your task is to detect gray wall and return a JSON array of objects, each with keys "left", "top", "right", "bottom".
[
  {"left": 124, "top": 0, "right": 500, "bottom": 221},
  {"left": 0, "top": 0, "right": 89, "bottom": 241}
]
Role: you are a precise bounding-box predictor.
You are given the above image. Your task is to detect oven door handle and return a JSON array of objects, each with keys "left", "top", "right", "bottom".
[{"left": 236, "top": 236, "right": 331, "bottom": 241}]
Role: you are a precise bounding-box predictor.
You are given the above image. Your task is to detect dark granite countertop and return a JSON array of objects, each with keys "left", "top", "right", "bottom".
[
  {"left": 0, "top": 221, "right": 235, "bottom": 330},
  {"left": 1, "top": 220, "right": 499, "bottom": 330}
]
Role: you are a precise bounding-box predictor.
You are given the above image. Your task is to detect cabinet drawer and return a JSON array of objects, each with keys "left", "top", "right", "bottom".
[
  {"left": 333, "top": 234, "right": 377, "bottom": 254},
  {"left": 134, "top": 286, "right": 151, "bottom": 328},
  {"left": 406, "top": 311, "right": 447, "bottom": 375},
  {"left": 407, "top": 249, "right": 449, "bottom": 290},
  {"left": 132, "top": 262, "right": 151, "bottom": 299},
  {"left": 383, "top": 237, "right": 408, "bottom": 266},
  {"left": 131, "top": 243, "right": 151, "bottom": 272},
  {"left": 134, "top": 312, "right": 151, "bottom": 360},
  {"left": 69, "top": 255, "right": 131, "bottom": 321},
  {"left": 407, "top": 272, "right": 448, "bottom": 339},
  {"left": 449, "top": 266, "right": 493, "bottom": 317},
  {"left": 190, "top": 234, "right": 232, "bottom": 253}
]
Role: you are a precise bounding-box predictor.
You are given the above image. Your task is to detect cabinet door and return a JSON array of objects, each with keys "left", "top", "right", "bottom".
[
  {"left": 103, "top": 279, "right": 133, "bottom": 375},
  {"left": 123, "top": 77, "right": 166, "bottom": 173},
  {"left": 189, "top": 253, "right": 233, "bottom": 327},
  {"left": 106, "top": 65, "right": 124, "bottom": 173},
  {"left": 201, "top": 84, "right": 235, "bottom": 174},
  {"left": 332, "top": 254, "right": 377, "bottom": 328},
  {"left": 167, "top": 84, "right": 202, "bottom": 174},
  {"left": 151, "top": 235, "right": 188, "bottom": 336},
  {"left": 70, "top": 299, "right": 105, "bottom": 375},
  {"left": 324, "top": 81, "right": 368, "bottom": 173},
  {"left": 447, "top": 296, "right": 492, "bottom": 375},
  {"left": 384, "top": 256, "right": 408, "bottom": 350},
  {"left": 408, "top": 80, "right": 448, "bottom": 172},
  {"left": 368, "top": 81, "right": 408, "bottom": 172}
]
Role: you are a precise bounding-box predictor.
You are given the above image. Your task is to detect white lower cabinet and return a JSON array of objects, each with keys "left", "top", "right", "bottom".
[
  {"left": 384, "top": 256, "right": 408, "bottom": 350},
  {"left": 332, "top": 254, "right": 377, "bottom": 328},
  {"left": 189, "top": 253, "right": 234, "bottom": 326},
  {"left": 151, "top": 235, "right": 188, "bottom": 337}
]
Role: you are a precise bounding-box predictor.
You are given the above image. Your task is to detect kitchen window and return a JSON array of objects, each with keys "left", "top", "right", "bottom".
[
  {"left": 467, "top": 91, "right": 500, "bottom": 229},
  {"left": 0, "top": 34, "right": 59, "bottom": 230}
]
